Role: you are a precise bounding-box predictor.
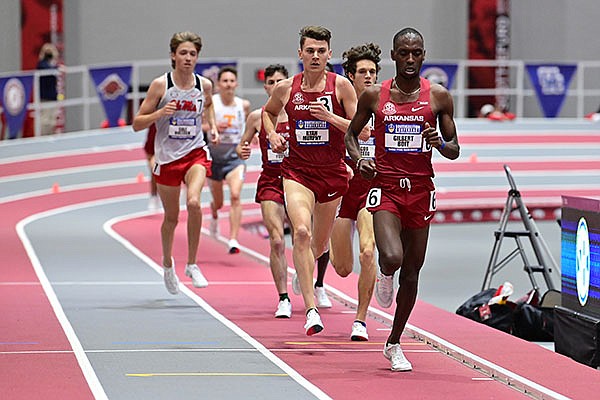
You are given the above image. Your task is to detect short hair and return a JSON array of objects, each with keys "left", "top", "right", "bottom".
[
  {"left": 169, "top": 31, "right": 202, "bottom": 68},
  {"left": 393, "top": 27, "right": 424, "bottom": 49},
  {"left": 299, "top": 25, "right": 331, "bottom": 49},
  {"left": 264, "top": 64, "right": 289, "bottom": 79},
  {"left": 341, "top": 43, "right": 382, "bottom": 79},
  {"left": 217, "top": 66, "right": 238, "bottom": 80}
]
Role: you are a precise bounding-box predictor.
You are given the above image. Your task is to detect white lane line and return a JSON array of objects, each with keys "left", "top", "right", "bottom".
[{"left": 105, "top": 205, "right": 333, "bottom": 400}]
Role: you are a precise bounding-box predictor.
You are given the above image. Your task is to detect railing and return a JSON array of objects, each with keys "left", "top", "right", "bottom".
[{"left": 1, "top": 58, "right": 600, "bottom": 139}]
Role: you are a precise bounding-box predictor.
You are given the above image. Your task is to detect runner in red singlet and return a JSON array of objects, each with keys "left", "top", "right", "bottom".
[
  {"left": 263, "top": 26, "right": 360, "bottom": 336},
  {"left": 346, "top": 28, "right": 460, "bottom": 371},
  {"left": 237, "top": 64, "right": 293, "bottom": 318}
]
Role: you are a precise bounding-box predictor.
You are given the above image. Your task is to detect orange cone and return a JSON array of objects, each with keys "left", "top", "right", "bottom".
[
  {"left": 469, "top": 153, "right": 478, "bottom": 163},
  {"left": 136, "top": 172, "right": 145, "bottom": 183},
  {"left": 51, "top": 183, "right": 60, "bottom": 193}
]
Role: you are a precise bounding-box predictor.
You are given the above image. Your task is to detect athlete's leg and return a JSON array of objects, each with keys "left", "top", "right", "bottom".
[
  {"left": 208, "top": 178, "right": 224, "bottom": 219},
  {"left": 261, "top": 200, "right": 287, "bottom": 294},
  {"left": 330, "top": 217, "right": 355, "bottom": 278},
  {"left": 225, "top": 164, "right": 245, "bottom": 242},
  {"left": 184, "top": 163, "right": 208, "bottom": 265},
  {"left": 157, "top": 183, "right": 181, "bottom": 267},
  {"left": 283, "top": 178, "right": 317, "bottom": 311},
  {"left": 387, "top": 225, "right": 430, "bottom": 344},
  {"left": 355, "top": 208, "right": 376, "bottom": 322}
]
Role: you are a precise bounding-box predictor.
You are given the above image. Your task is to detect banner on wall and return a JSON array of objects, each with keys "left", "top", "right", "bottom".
[
  {"left": 526, "top": 64, "right": 577, "bottom": 118},
  {"left": 89, "top": 66, "right": 132, "bottom": 127},
  {"left": 421, "top": 63, "right": 458, "bottom": 89},
  {"left": 0, "top": 76, "right": 34, "bottom": 139},
  {"left": 195, "top": 62, "right": 238, "bottom": 86}
]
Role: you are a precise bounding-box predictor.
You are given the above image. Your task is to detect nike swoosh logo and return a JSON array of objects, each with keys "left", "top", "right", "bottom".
[
  {"left": 324, "top": 91, "right": 333, "bottom": 95},
  {"left": 411, "top": 106, "right": 424, "bottom": 112},
  {"left": 424, "top": 214, "right": 433, "bottom": 221},
  {"left": 327, "top": 192, "right": 338, "bottom": 197}
]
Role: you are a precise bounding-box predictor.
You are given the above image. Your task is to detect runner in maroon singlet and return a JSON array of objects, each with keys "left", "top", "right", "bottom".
[
  {"left": 346, "top": 28, "right": 460, "bottom": 371},
  {"left": 263, "top": 26, "right": 360, "bottom": 336}
]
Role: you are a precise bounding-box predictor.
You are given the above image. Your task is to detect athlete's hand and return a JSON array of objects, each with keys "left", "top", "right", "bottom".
[
  {"left": 268, "top": 131, "right": 287, "bottom": 153},
  {"left": 209, "top": 128, "right": 220, "bottom": 145},
  {"left": 162, "top": 100, "right": 177, "bottom": 117},
  {"left": 216, "top": 120, "right": 230, "bottom": 133},
  {"left": 358, "top": 158, "right": 377, "bottom": 180},
  {"left": 308, "top": 101, "right": 331, "bottom": 121},
  {"left": 422, "top": 122, "right": 442, "bottom": 149},
  {"left": 237, "top": 141, "right": 251, "bottom": 160}
]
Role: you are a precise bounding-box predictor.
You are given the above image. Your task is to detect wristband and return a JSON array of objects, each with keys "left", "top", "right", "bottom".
[{"left": 439, "top": 140, "right": 446, "bottom": 150}]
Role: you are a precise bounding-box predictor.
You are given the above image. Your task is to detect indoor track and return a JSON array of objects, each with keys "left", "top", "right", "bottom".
[{"left": 1, "top": 119, "right": 599, "bottom": 399}]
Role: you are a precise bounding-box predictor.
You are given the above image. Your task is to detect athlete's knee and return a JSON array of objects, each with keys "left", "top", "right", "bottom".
[
  {"left": 186, "top": 198, "right": 201, "bottom": 214},
  {"left": 359, "top": 247, "right": 376, "bottom": 269},
  {"left": 378, "top": 249, "right": 403, "bottom": 270},
  {"left": 332, "top": 259, "right": 352, "bottom": 277},
  {"left": 230, "top": 191, "right": 241, "bottom": 206},
  {"left": 293, "top": 225, "right": 311, "bottom": 246},
  {"left": 270, "top": 235, "right": 285, "bottom": 255}
]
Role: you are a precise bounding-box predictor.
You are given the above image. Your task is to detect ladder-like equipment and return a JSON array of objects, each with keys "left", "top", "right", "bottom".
[{"left": 481, "top": 165, "right": 559, "bottom": 293}]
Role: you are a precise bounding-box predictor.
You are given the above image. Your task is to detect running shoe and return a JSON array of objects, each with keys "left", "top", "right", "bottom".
[
  {"left": 228, "top": 239, "right": 240, "bottom": 254},
  {"left": 350, "top": 321, "right": 369, "bottom": 341},
  {"left": 209, "top": 217, "right": 219, "bottom": 237},
  {"left": 291, "top": 272, "right": 301, "bottom": 295},
  {"left": 383, "top": 343, "right": 412, "bottom": 371},
  {"left": 314, "top": 286, "right": 332, "bottom": 308},
  {"left": 184, "top": 264, "right": 208, "bottom": 288},
  {"left": 304, "top": 308, "right": 323, "bottom": 336},
  {"left": 147, "top": 195, "right": 161, "bottom": 212},
  {"left": 375, "top": 270, "right": 394, "bottom": 308},
  {"left": 163, "top": 261, "right": 179, "bottom": 295},
  {"left": 275, "top": 298, "right": 292, "bottom": 318}
]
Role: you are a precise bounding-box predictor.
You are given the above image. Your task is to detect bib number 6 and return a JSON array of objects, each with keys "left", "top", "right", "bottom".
[{"left": 366, "top": 188, "right": 382, "bottom": 208}]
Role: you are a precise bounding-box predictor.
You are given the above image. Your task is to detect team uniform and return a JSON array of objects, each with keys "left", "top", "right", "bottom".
[
  {"left": 153, "top": 72, "right": 211, "bottom": 186},
  {"left": 255, "top": 110, "right": 290, "bottom": 205},
  {"left": 283, "top": 71, "right": 349, "bottom": 203},
  {"left": 208, "top": 94, "right": 246, "bottom": 181},
  {"left": 366, "top": 77, "right": 437, "bottom": 228},
  {"left": 338, "top": 115, "right": 375, "bottom": 220}
]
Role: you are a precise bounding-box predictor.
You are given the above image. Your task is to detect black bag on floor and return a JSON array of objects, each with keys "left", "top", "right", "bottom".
[
  {"left": 456, "top": 288, "right": 514, "bottom": 333},
  {"left": 512, "top": 303, "right": 554, "bottom": 341}
]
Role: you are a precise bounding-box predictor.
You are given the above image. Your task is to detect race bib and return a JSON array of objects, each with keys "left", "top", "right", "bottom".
[
  {"left": 295, "top": 120, "right": 329, "bottom": 145},
  {"left": 359, "top": 137, "right": 376, "bottom": 159},
  {"left": 168, "top": 117, "right": 197, "bottom": 140},
  {"left": 384, "top": 123, "right": 422, "bottom": 152}
]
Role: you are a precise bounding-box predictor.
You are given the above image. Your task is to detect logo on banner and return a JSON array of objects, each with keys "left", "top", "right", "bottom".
[
  {"left": 97, "top": 73, "right": 127, "bottom": 101},
  {"left": 3, "top": 78, "right": 26, "bottom": 116},
  {"left": 0, "top": 75, "right": 33, "bottom": 139},
  {"left": 576, "top": 217, "right": 591, "bottom": 306},
  {"left": 421, "top": 64, "right": 457, "bottom": 89},
  {"left": 526, "top": 63, "right": 576, "bottom": 118},
  {"left": 89, "top": 66, "right": 132, "bottom": 127}
]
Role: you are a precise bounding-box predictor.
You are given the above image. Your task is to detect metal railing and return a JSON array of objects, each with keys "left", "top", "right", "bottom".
[{"left": 2, "top": 58, "right": 600, "bottom": 138}]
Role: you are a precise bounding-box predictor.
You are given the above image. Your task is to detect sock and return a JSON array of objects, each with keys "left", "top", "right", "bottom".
[
  {"left": 354, "top": 320, "right": 366, "bottom": 327},
  {"left": 315, "top": 250, "right": 329, "bottom": 287},
  {"left": 279, "top": 293, "right": 289, "bottom": 302}
]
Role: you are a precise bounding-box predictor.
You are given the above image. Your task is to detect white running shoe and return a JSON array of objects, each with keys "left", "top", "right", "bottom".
[
  {"left": 291, "top": 272, "right": 301, "bottom": 295},
  {"left": 185, "top": 264, "right": 208, "bottom": 288},
  {"left": 228, "top": 239, "right": 240, "bottom": 254},
  {"left": 275, "top": 298, "right": 292, "bottom": 318},
  {"left": 350, "top": 321, "right": 369, "bottom": 341},
  {"left": 314, "top": 286, "right": 332, "bottom": 308},
  {"left": 383, "top": 343, "right": 412, "bottom": 371},
  {"left": 209, "top": 217, "right": 219, "bottom": 237},
  {"left": 163, "top": 261, "right": 179, "bottom": 295},
  {"left": 304, "top": 308, "right": 324, "bottom": 336},
  {"left": 147, "top": 195, "right": 160, "bottom": 212},
  {"left": 375, "top": 270, "right": 394, "bottom": 308}
]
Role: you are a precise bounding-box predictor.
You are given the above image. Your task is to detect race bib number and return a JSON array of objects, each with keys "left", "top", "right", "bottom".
[
  {"left": 384, "top": 123, "right": 422, "bottom": 152},
  {"left": 315, "top": 95, "right": 332, "bottom": 112},
  {"left": 296, "top": 120, "right": 329, "bottom": 145},
  {"left": 168, "top": 117, "right": 197, "bottom": 140},
  {"left": 359, "top": 136, "right": 376, "bottom": 159},
  {"left": 429, "top": 190, "right": 437, "bottom": 211},
  {"left": 366, "top": 188, "right": 382, "bottom": 208}
]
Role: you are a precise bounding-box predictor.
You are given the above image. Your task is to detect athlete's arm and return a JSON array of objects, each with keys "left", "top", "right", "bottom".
[
  {"left": 132, "top": 77, "right": 173, "bottom": 131},
  {"left": 263, "top": 79, "right": 291, "bottom": 153},
  {"left": 346, "top": 86, "right": 379, "bottom": 179},
  {"left": 202, "top": 77, "right": 219, "bottom": 144},
  {"left": 236, "top": 108, "right": 261, "bottom": 160},
  {"left": 429, "top": 84, "right": 459, "bottom": 160}
]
